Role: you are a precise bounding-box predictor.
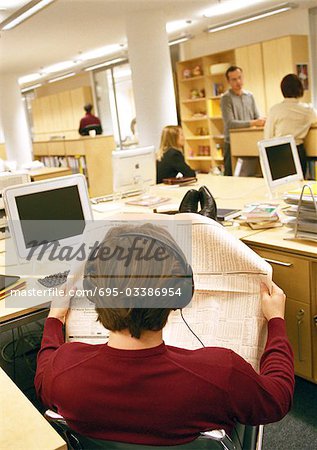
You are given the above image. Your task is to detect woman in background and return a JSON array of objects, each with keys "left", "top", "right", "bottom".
[
  {"left": 157, "top": 125, "right": 195, "bottom": 183},
  {"left": 264, "top": 74, "right": 317, "bottom": 177}
]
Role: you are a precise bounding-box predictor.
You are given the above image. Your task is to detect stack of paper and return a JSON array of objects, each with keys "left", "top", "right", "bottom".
[
  {"left": 241, "top": 204, "right": 281, "bottom": 230},
  {"left": 283, "top": 184, "right": 317, "bottom": 240}
]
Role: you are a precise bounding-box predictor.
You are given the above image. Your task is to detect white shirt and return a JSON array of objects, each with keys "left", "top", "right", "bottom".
[{"left": 264, "top": 98, "right": 317, "bottom": 145}]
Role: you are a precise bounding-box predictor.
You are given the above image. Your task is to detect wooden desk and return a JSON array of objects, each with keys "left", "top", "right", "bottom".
[
  {"left": 0, "top": 368, "right": 66, "bottom": 450},
  {"left": 1, "top": 174, "right": 316, "bottom": 382},
  {"left": 230, "top": 124, "right": 317, "bottom": 172},
  {"left": 28, "top": 167, "right": 72, "bottom": 181}
]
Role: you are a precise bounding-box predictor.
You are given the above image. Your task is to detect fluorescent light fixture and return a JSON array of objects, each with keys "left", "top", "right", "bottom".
[
  {"left": 1, "top": 0, "right": 55, "bottom": 30},
  {"left": 48, "top": 72, "right": 76, "bottom": 83},
  {"left": 203, "top": 0, "right": 264, "bottom": 18},
  {"left": 206, "top": 3, "right": 296, "bottom": 33},
  {"left": 18, "top": 72, "right": 42, "bottom": 84},
  {"left": 84, "top": 57, "right": 127, "bottom": 71},
  {"left": 42, "top": 60, "right": 76, "bottom": 74},
  {"left": 166, "top": 19, "right": 191, "bottom": 34},
  {"left": 21, "top": 83, "right": 42, "bottom": 93},
  {"left": 80, "top": 44, "right": 123, "bottom": 62},
  {"left": 168, "top": 34, "right": 192, "bottom": 46}
]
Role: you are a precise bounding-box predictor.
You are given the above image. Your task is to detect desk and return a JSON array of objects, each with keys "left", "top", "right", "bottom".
[
  {"left": 28, "top": 167, "right": 72, "bottom": 181},
  {"left": 1, "top": 175, "right": 317, "bottom": 382},
  {"left": 230, "top": 124, "right": 317, "bottom": 172},
  {"left": 0, "top": 368, "right": 66, "bottom": 450}
]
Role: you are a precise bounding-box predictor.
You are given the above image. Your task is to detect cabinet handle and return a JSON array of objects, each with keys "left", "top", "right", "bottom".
[
  {"left": 313, "top": 315, "right": 317, "bottom": 328},
  {"left": 264, "top": 258, "right": 293, "bottom": 267},
  {"left": 296, "top": 309, "right": 305, "bottom": 362}
]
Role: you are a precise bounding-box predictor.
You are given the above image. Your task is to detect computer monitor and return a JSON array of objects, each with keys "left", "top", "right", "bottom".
[
  {"left": 258, "top": 135, "right": 303, "bottom": 194},
  {"left": 112, "top": 146, "right": 156, "bottom": 194},
  {"left": 3, "top": 174, "right": 93, "bottom": 259}
]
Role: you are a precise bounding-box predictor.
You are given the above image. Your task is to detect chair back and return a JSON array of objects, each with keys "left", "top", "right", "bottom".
[{"left": 44, "top": 410, "right": 236, "bottom": 450}]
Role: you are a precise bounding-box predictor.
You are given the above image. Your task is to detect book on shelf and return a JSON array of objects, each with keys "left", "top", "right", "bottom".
[{"left": 212, "top": 83, "right": 224, "bottom": 96}]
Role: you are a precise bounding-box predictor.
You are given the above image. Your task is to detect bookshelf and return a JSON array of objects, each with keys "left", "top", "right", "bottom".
[
  {"left": 33, "top": 135, "right": 116, "bottom": 197},
  {"left": 177, "top": 51, "right": 235, "bottom": 173}
]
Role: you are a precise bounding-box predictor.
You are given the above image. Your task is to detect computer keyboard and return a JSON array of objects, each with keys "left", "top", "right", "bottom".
[
  {"left": 38, "top": 270, "right": 70, "bottom": 288},
  {"left": 91, "top": 189, "right": 143, "bottom": 204}
]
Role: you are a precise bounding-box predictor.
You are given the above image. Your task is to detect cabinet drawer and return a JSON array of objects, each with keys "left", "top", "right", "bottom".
[
  {"left": 285, "top": 298, "right": 312, "bottom": 379},
  {"left": 252, "top": 248, "right": 310, "bottom": 303}
]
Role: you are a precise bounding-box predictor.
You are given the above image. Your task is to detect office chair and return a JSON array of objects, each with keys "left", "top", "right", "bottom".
[
  {"left": 79, "top": 124, "right": 103, "bottom": 136},
  {"left": 44, "top": 409, "right": 238, "bottom": 450}
]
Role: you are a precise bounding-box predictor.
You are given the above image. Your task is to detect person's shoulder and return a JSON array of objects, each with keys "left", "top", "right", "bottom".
[
  {"left": 298, "top": 101, "right": 317, "bottom": 113},
  {"left": 268, "top": 101, "right": 284, "bottom": 113},
  {"left": 221, "top": 90, "right": 231, "bottom": 99},
  {"left": 53, "top": 341, "right": 102, "bottom": 367},
  {"left": 166, "top": 345, "right": 234, "bottom": 366},
  {"left": 166, "top": 147, "right": 183, "bottom": 156},
  {"left": 242, "top": 90, "right": 255, "bottom": 98}
]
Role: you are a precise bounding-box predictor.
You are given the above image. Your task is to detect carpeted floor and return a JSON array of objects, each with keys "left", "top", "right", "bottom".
[{"left": 263, "top": 376, "right": 317, "bottom": 450}]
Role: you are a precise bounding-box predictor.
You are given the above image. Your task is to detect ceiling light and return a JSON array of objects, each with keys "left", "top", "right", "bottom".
[
  {"left": 206, "top": 3, "right": 296, "bottom": 33},
  {"left": 166, "top": 20, "right": 192, "bottom": 34},
  {"left": 42, "top": 60, "right": 76, "bottom": 74},
  {"left": 48, "top": 72, "right": 76, "bottom": 83},
  {"left": 80, "top": 44, "right": 124, "bottom": 62},
  {"left": 168, "top": 34, "right": 192, "bottom": 46},
  {"left": 202, "top": 0, "right": 264, "bottom": 18},
  {"left": 1, "top": 0, "right": 55, "bottom": 30},
  {"left": 18, "top": 72, "right": 42, "bottom": 84},
  {"left": 84, "top": 57, "right": 127, "bottom": 71},
  {"left": 21, "top": 83, "right": 42, "bottom": 93}
]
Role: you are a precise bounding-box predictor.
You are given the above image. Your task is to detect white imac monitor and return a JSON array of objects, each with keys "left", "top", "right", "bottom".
[
  {"left": 3, "top": 174, "right": 93, "bottom": 259},
  {"left": 258, "top": 135, "right": 303, "bottom": 195},
  {"left": 112, "top": 146, "right": 156, "bottom": 194}
]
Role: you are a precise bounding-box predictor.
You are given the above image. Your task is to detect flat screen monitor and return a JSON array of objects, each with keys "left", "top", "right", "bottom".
[
  {"left": 112, "top": 146, "right": 156, "bottom": 194},
  {"left": 257, "top": 135, "right": 303, "bottom": 193},
  {"left": 3, "top": 174, "right": 93, "bottom": 259}
]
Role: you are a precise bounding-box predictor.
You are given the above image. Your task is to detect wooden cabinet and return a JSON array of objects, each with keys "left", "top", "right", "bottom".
[
  {"left": 33, "top": 135, "right": 115, "bottom": 198},
  {"left": 235, "top": 43, "right": 266, "bottom": 115},
  {"left": 262, "top": 35, "right": 310, "bottom": 111},
  {"left": 32, "top": 87, "right": 92, "bottom": 141},
  {"left": 177, "top": 51, "right": 235, "bottom": 173},
  {"left": 249, "top": 245, "right": 316, "bottom": 381},
  {"left": 285, "top": 298, "right": 312, "bottom": 378}
]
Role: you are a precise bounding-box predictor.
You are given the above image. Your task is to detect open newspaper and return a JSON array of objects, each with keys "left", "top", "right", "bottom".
[{"left": 66, "top": 213, "right": 272, "bottom": 370}]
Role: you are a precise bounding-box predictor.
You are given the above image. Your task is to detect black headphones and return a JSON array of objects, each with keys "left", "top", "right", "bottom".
[{"left": 83, "top": 229, "right": 194, "bottom": 309}]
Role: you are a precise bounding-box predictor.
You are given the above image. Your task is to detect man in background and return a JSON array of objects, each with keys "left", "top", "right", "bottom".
[
  {"left": 79, "top": 103, "right": 102, "bottom": 136},
  {"left": 221, "top": 66, "right": 265, "bottom": 175}
]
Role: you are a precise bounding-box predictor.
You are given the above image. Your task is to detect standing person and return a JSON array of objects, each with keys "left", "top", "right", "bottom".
[
  {"left": 221, "top": 66, "right": 266, "bottom": 176},
  {"left": 264, "top": 74, "right": 317, "bottom": 178},
  {"left": 157, "top": 125, "right": 196, "bottom": 183},
  {"left": 78, "top": 103, "right": 102, "bottom": 136}
]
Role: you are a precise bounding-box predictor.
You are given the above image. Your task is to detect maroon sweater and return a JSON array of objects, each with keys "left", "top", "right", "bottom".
[
  {"left": 79, "top": 113, "right": 101, "bottom": 130},
  {"left": 35, "top": 318, "right": 294, "bottom": 446}
]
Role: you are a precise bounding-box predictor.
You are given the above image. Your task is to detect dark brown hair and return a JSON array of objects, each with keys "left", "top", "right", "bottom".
[
  {"left": 225, "top": 66, "right": 243, "bottom": 80},
  {"left": 84, "top": 224, "right": 189, "bottom": 338},
  {"left": 84, "top": 103, "right": 93, "bottom": 113},
  {"left": 280, "top": 74, "right": 303, "bottom": 98}
]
